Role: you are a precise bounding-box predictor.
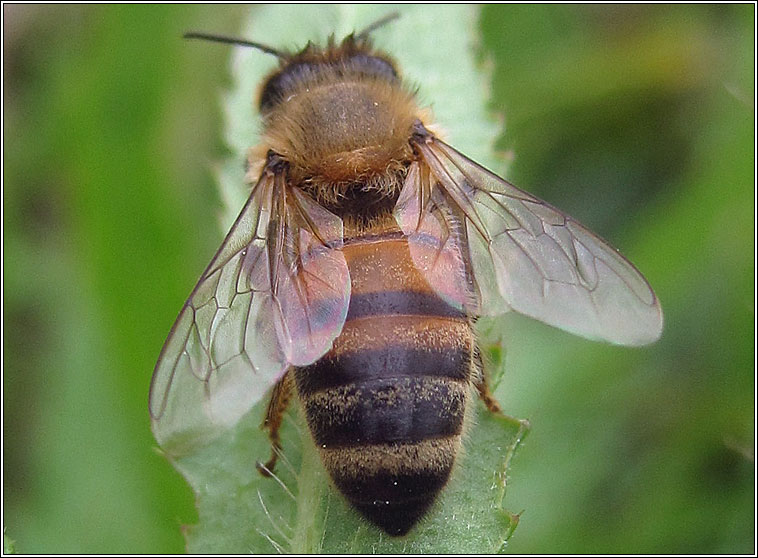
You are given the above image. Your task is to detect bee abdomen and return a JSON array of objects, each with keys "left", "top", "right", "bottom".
[
  {"left": 296, "top": 344, "right": 470, "bottom": 536},
  {"left": 321, "top": 438, "right": 460, "bottom": 536},
  {"left": 302, "top": 375, "right": 468, "bottom": 447},
  {"left": 293, "top": 231, "right": 475, "bottom": 535}
]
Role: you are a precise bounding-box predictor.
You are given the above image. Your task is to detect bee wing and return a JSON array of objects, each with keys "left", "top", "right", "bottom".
[
  {"left": 394, "top": 160, "right": 476, "bottom": 313},
  {"left": 396, "top": 137, "right": 662, "bottom": 346},
  {"left": 149, "top": 171, "right": 350, "bottom": 452}
]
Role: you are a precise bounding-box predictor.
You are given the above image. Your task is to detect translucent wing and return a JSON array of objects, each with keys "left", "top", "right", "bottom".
[
  {"left": 149, "top": 170, "right": 350, "bottom": 453},
  {"left": 396, "top": 136, "right": 662, "bottom": 346},
  {"left": 394, "top": 161, "right": 476, "bottom": 313}
]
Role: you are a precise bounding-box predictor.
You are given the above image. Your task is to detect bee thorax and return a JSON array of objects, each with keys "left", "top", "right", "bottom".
[{"left": 262, "top": 79, "right": 418, "bottom": 200}]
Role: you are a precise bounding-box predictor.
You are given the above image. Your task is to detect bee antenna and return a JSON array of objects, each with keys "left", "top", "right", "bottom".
[
  {"left": 183, "top": 32, "right": 288, "bottom": 60},
  {"left": 355, "top": 12, "right": 400, "bottom": 40}
]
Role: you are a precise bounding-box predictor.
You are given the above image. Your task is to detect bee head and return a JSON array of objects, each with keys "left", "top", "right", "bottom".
[
  {"left": 183, "top": 13, "right": 402, "bottom": 115},
  {"left": 258, "top": 35, "right": 400, "bottom": 114}
]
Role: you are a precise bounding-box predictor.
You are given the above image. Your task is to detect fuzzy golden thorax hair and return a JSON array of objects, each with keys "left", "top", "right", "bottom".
[{"left": 257, "top": 37, "right": 420, "bottom": 205}]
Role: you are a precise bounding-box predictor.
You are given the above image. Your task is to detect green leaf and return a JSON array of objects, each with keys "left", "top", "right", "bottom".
[{"left": 157, "top": 4, "right": 529, "bottom": 553}]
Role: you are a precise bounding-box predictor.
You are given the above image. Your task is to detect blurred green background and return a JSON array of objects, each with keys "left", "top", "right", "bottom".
[{"left": 3, "top": 4, "right": 754, "bottom": 553}]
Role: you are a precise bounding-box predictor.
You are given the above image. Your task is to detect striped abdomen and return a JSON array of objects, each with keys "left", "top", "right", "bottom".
[{"left": 293, "top": 227, "right": 475, "bottom": 536}]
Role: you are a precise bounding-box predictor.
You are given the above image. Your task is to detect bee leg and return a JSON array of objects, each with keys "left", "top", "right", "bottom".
[
  {"left": 472, "top": 347, "right": 503, "bottom": 415},
  {"left": 256, "top": 371, "right": 293, "bottom": 477},
  {"left": 475, "top": 374, "right": 503, "bottom": 415}
]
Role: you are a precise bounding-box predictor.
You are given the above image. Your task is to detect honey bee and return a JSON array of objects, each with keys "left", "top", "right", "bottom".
[{"left": 149, "top": 14, "right": 663, "bottom": 537}]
